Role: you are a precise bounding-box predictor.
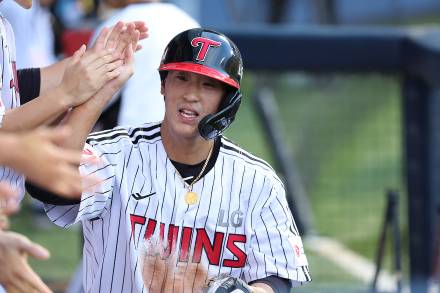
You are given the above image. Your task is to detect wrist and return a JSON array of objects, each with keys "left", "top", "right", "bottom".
[
  {"left": 54, "top": 84, "right": 75, "bottom": 110},
  {"left": 90, "top": 87, "right": 116, "bottom": 108}
]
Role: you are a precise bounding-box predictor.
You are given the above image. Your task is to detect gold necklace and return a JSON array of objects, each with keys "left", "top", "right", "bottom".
[{"left": 179, "top": 143, "right": 214, "bottom": 205}]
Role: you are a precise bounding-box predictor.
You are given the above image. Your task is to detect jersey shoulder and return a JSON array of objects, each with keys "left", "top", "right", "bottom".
[
  {"left": 220, "top": 136, "right": 281, "bottom": 183},
  {"left": 86, "top": 122, "right": 162, "bottom": 150}
]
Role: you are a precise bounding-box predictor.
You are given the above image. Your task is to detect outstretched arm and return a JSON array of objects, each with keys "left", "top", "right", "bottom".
[
  {"left": 61, "top": 22, "right": 141, "bottom": 150},
  {"left": 0, "top": 127, "right": 98, "bottom": 198},
  {"left": 1, "top": 26, "right": 124, "bottom": 132}
]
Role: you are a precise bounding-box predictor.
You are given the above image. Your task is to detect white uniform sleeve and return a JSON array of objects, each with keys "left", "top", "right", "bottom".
[
  {"left": 246, "top": 180, "right": 311, "bottom": 286},
  {"left": 44, "top": 143, "right": 117, "bottom": 228}
]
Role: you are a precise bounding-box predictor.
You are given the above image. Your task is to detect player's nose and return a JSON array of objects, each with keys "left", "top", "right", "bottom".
[{"left": 182, "top": 86, "right": 201, "bottom": 102}]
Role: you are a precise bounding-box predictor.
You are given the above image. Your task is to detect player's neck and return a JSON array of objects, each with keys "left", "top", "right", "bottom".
[{"left": 161, "top": 128, "right": 213, "bottom": 165}]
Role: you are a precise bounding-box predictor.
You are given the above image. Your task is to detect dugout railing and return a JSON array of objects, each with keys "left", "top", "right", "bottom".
[{"left": 223, "top": 25, "right": 440, "bottom": 293}]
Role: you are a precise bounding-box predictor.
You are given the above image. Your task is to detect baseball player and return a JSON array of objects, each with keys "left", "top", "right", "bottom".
[{"left": 29, "top": 28, "right": 311, "bottom": 292}]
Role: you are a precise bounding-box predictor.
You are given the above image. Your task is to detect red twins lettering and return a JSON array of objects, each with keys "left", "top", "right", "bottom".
[
  {"left": 10, "top": 61, "right": 19, "bottom": 96},
  {"left": 191, "top": 37, "right": 221, "bottom": 61},
  {"left": 129, "top": 214, "right": 247, "bottom": 268}
]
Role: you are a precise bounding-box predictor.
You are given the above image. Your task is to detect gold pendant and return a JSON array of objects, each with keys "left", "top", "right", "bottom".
[{"left": 185, "top": 191, "right": 198, "bottom": 205}]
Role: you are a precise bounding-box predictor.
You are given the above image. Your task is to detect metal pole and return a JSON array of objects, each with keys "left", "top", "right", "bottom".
[
  {"left": 389, "top": 190, "right": 402, "bottom": 293},
  {"left": 252, "top": 87, "right": 314, "bottom": 235},
  {"left": 371, "top": 190, "right": 394, "bottom": 293}
]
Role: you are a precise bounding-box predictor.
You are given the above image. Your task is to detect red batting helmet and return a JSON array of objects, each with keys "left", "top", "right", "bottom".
[{"left": 159, "top": 28, "right": 243, "bottom": 139}]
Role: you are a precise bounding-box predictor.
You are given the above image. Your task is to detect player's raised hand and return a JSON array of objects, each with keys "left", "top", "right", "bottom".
[
  {"left": 93, "top": 21, "right": 147, "bottom": 56},
  {"left": 90, "top": 30, "right": 138, "bottom": 108},
  {"left": 59, "top": 40, "right": 123, "bottom": 108},
  {"left": 5, "top": 127, "right": 100, "bottom": 198},
  {"left": 0, "top": 230, "right": 52, "bottom": 293}
]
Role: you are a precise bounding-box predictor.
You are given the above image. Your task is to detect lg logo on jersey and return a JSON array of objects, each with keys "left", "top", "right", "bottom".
[{"left": 217, "top": 209, "right": 243, "bottom": 228}]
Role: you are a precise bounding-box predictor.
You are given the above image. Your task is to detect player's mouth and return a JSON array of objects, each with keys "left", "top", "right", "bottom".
[{"left": 178, "top": 108, "right": 199, "bottom": 122}]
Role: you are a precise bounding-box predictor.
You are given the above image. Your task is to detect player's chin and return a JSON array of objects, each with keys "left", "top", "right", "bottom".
[{"left": 178, "top": 126, "right": 199, "bottom": 139}]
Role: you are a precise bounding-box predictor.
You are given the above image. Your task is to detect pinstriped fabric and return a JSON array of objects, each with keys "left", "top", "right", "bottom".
[
  {"left": 0, "top": 15, "right": 24, "bottom": 199},
  {"left": 44, "top": 123, "right": 310, "bottom": 292}
]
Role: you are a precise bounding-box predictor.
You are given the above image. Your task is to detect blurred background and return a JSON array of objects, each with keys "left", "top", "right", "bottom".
[{"left": 4, "top": 0, "right": 440, "bottom": 292}]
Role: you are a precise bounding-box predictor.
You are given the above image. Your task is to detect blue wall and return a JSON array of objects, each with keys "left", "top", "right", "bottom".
[{"left": 169, "top": 0, "right": 440, "bottom": 27}]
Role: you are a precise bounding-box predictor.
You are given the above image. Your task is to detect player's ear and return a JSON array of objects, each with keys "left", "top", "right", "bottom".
[{"left": 160, "top": 80, "right": 165, "bottom": 95}]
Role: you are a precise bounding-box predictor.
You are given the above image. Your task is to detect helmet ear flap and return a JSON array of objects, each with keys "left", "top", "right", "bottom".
[{"left": 198, "top": 90, "right": 242, "bottom": 140}]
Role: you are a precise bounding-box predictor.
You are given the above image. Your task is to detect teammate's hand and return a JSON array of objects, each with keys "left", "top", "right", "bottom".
[
  {"left": 5, "top": 127, "right": 100, "bottom": 198},
  {"left": 0, "top": 230, "right": 52, "bottom": 293},
  {"left": 88, "top": 24, "right": 139, "bottom": 107},
  {"left": 104, "top": 24, "right": 138, "bottom": 93},
  {"left": 74, "top": 21, "right": 145, "bottom": 109},
  {"left": 93, "top": 21, "right": 147, "bottom": 55},
  {"left": 59, "top": 43, "right": 123, "bottom": 108}
]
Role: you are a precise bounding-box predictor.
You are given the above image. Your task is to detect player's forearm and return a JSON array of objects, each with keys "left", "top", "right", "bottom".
[
  {"left": 61, "top": 89, "right": 113, "bottom": 150},
  {"left": 1, "top": 87, "right": 71, "bottom": 131},
  {"left": 39, "top": 57, "right": 71, "bottom": 94}
]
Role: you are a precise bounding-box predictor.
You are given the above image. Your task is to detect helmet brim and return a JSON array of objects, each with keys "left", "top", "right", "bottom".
[{"left": 159, "top": 62, "right": 240, "bottom": 89}]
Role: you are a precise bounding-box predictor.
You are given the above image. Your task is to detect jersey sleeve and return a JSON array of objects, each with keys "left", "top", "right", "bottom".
[
  {"left": 44, "top": 142, "right": 117, "bottom": 228},
  {"left": 245, "top": 179, "right": 311, "bottom": 287}
]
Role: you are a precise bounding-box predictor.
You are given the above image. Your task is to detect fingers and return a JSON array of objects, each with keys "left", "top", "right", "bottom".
[
  {"left": 171, "top": 260, "right": 188, "bottom": 293},
  {"left": 93, "top": 27, "right": 111, "bottom": 52},
  {"left": 132, "top": 21, "right": 148, "bottom": 40},
  {"left": 95, "top": 59, "right": 124, "bottom": 82},
  {"left": 192, "top": 263, "right": 208, "bottom": 293},
  {"left": 52, "top": 165, "right": 83, "bottom": 195},
  {"left": 16, "top": 263, "right": 53, "bottom": 293},
  {"left": 129, "top": 30, "right": 140, "bottom": 58},
  {"left": 81, "top": 48, "right": 118, "bottom": 69},
  {"left": 114, "top": 22, "right": 135, "bottom": 57},
  {"left": 124, "top": 43, "right": 134, "bottom": 66},
  {"left": 13, "top": 234, "right": 50, "bottom": 260},
  {"left": 71, "top": 44, "right": 86, "bottom": 64},
  {"left": 0, "top": 213, "right": 10, "bottom": 230},
  {"left": 0, "top": 232, "right": 52, "bottom": 293},
  {"left": 135, "top": 44, "right": 143, "bottom": 52},
  {"left": 105, "top": 21, "right": 125, "bottom": 52},
  {"left": 0, "top": 182, "right": 19, "bottom": 216}
]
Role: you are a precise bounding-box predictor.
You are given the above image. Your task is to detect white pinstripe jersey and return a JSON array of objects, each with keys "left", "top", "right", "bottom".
[
  {"left": 0, "top": 15, "right": 24, "bottom": 198},
  {"left": 45, "top": 122, "right": 311, "bottom": 292}
]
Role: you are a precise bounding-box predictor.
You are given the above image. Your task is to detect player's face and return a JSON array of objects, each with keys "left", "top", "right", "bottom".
[
  {"left": 161, "top": 71, "right": 225, "bottom": 139},
  {"left": 14, "top": 0, "right": 33, "bottom": 8}
]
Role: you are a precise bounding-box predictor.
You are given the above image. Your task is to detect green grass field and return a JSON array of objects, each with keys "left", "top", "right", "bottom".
[{"left": 10, "top": 73, "right": 405, "bottom": 291}]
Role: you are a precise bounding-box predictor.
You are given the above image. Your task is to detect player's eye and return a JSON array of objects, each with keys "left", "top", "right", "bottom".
[
  {"left": 203, "top": 79, "right": 223, "bottom": 89},
  {"left": 203, "top": 82, "right": 216, "bottom": 88},
  {"left": 176, "top": 74, "right": 187, "bottom": 81}
]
